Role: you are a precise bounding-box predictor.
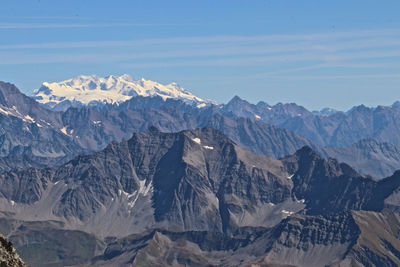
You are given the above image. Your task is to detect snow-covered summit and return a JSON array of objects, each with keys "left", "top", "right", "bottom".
[{"left": 33, "top": 74, "right": 208, "bottom": 110}]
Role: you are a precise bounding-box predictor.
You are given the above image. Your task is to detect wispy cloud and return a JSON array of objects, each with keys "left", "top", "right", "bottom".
[
  {"left": 268, "top": 73, "right": 400, "bottom": 81},
  {"left": 2, "top": 28, "right": 400, "bottom": 48},
  {"left": 0, "top": 15, "right": 97, "bottom": 20},
  {"left": 1, "top": 28, "right": 400, "bottom": 78},
  {"left": 2, "top": 47, "right": 400, "bottom": 66},
  {"left": 0, "top": 23, "right": 180, "bottom": 29}
]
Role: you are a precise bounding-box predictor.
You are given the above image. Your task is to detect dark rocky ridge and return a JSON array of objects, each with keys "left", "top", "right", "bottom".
[
  {"left": 282, "top": 146, "right": 400, "bottom": 215},
  {"left": 0, "top": 128, "right": 400, "bottom": 266},
  {"left": 1, "top": 128, "right": 400, "bottom": 235},
  {"left": 86, "top": 210, "right": 400, "bottom": 267},
  {"left": 0, "top": 128, "right": 297, "bottom": 237}
]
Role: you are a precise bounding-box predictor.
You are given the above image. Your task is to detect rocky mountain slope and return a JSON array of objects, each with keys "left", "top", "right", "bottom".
[
  {"left": 89, "top": 210, "right": 400, "bottom": 267},
  {"left": 1, "top": 128, "right": 400, "bottom": 266},
  {"left": 322, "top": 138, "right": 400, "bottom": 179},
  {"left": 0, "top": 128, "right": 299, "bottom": 237},
  {"left": 0, "top": 82, "right": 86, "bottom": 171},
  {"left": 0, "top": 233, "right": 26, "bottom": 267}
]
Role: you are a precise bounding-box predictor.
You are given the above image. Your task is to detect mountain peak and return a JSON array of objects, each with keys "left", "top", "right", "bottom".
[
  {"left": 224, "top": 95, "right": 252, "bottom": 110},
  {"left": 147, "top": 126, "right": 160, "bottom": 133},
  {"left": 0, "top": 82, "right": 24, "bottom": 107},
  {"left": 33, "top": 74, "right": 208, "bottom": 111},
  {"left": 392, "top": 101, "right": 400, "bottom": 108},
  {"left": 294, "top": 146, "right": 322, "bottom": 160},
  {"left": 227, "top": 95, "right": 247, "bottom": 104}
]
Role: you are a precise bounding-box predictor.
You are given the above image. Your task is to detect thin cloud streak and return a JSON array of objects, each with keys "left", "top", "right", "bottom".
[
  {"left": 1, "top": 29, "right": 400, "bottom": 71},
  {"left": 189, "top": 62, "right": 400, "bottom": 83},
  {"left": 267, "top": 73, "right": 400, "bottom": 80},
  {"left": 2, "top": 46, "right": 400, "bottom": 66},
  {"left": 3, "top": 36, "right": 400, "bottom": 54},
  {"left": 0, "top": 46, "right": 400, "bottom": 68},
  {"left": 0, "top": 15, "right": 99, "bottom": 20},
  {"left": 0, "top": 23, "right": 181, "bottom": 29},
  {"left": 2, "top": 28, "right": 400, "bottom": 82},
  {"left": 2, "top": 28, "right": 400, "bottom": 48}
]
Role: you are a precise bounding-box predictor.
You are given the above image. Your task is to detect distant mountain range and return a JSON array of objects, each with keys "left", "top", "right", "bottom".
[
  {"left": 222, "top": 95, "right": 400, "bottom": 147},
  {"left": 2, "top": 80, "right": 400, "bottom": 178},
  {"left": 33, "top": 75, "right": 400, "bottom": 147}
]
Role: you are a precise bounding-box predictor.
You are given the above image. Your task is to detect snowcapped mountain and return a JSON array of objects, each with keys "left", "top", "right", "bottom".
[{"left": 32, "top": 74, "right": 210, "bottom": 111}]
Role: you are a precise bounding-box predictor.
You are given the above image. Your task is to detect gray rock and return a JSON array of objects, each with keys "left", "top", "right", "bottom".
[{"left": 0, "top": 233, "right": 26, "bottom": 267}]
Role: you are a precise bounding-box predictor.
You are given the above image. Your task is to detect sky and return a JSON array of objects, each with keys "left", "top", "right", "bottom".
[{"left": 1, "top": 0, "right": 400, "bottom": 111}]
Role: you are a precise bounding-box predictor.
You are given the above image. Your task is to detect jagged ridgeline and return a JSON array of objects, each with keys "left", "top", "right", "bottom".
[
  {"left": 2, "top": 80, "right": 400, "bottom": 179},
  {"left": 0, "top": 127, "right": 400, "bottom": 266}
]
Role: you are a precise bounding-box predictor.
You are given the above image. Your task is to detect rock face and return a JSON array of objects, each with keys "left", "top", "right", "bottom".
[
  {"left": 0, "top": 128, "right": 299, "bottom": 237},
  {"left": 0, "top": 234, "right": 26, "bottom": 267},
  {"left": 343, "top": 210, "right": 400, "bottom": 266},
  {"left": 282, "top": 146, "right": 400, "bottom": 215}
]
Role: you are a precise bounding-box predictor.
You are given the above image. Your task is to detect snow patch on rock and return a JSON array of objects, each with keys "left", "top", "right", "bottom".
[
  {"left": 126, "top": 180, "right": 153, "bottom": 209},
  {"left": 192, "top": 138, "right": 201, "bottom": 144},
  {"left": 282, "top": 209, "right": 294, "bottom": 215}
]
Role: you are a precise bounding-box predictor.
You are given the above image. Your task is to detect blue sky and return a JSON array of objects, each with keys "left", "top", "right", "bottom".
[{"left": 1, "top": 0, "right": 400, "bottom": 110}]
